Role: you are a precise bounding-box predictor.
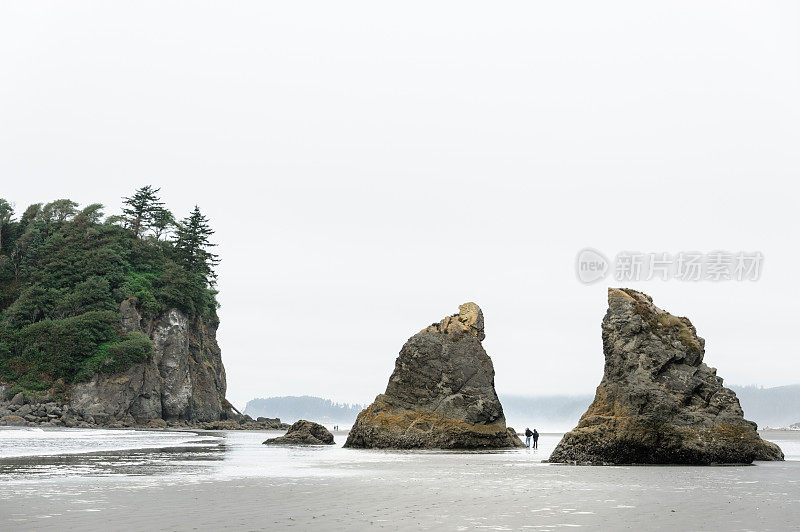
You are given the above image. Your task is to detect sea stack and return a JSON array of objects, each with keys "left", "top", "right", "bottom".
[
  {"left": 549, "top": 288, "right": 784, "bottom": 465},
  {"left": 345, "top": 303, "right": 523, "bottom": 449}
]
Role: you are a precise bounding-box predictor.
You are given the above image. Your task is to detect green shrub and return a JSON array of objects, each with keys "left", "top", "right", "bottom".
[
  {"left": 121, "top": 273, "right": 162, "bottom": 317},
  {"left": 105, "top": 332, "right": 153, "bottom": 372},
  {"left": 15, "top": 310, "right": 119, "bottom": 382},
  {"left": 75, "top": 332, "right": 154, "bottom": 380}
]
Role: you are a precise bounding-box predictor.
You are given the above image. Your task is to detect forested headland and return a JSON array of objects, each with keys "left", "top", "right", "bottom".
[{"left": 0, "top": 188, "right": 218, "bottom": 399}]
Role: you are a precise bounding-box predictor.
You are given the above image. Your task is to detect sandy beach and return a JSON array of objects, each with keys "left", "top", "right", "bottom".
[
  {"left": 1, "top": 429, "right": 799, "bottom": 531},
  {"left": 6, "top": 465, "right": 800, "bottom": 531}
]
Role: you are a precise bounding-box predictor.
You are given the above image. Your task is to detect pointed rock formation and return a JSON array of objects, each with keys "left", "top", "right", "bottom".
[
  {"left": 549, "top": 288, "right": 783, "bottom": 464},
  {"left": 345, "top": 303, "right": 523, "bottom": 449}
]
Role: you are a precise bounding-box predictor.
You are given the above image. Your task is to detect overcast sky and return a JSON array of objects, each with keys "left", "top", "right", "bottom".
[{"left": 2, "top": 2, "right": 799, "bottom": 409}]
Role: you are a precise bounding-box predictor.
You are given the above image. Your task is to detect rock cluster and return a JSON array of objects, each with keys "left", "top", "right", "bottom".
[
  {"left": 263, "top": 420, "right": 334, "bottom": 445},
  {"left": 345, "top": 303, "right": 523, "bottom": 449},
  {"left": 549, "top": 288, "right": 784, "bottom": 465},
  {"left": 0, "top": 386, "right": 289, "bottom": 430},
  {"left": 0, "top": 391, "right": 89, "bottom": 427}
]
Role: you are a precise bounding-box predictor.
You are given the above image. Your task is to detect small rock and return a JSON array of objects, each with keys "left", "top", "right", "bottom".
[
  {"left": 10, "top": 392, "right": 25, "bottom": 406},
  {"left": 263, "top": 420, "right": 335, "bottom": 445},
  {"left": 0, "top": 415, "right": 27, "bottom": 426}
]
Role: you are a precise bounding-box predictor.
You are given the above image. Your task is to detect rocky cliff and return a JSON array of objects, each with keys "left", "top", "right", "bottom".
[
  {"left": 0, "top": 299, "right": 291, "bottom": 429},
  {"left": 549, "top": 288, "right": 783, "bottom": 464},
  {"left": 67, "top": 299, "right": 235, "bottom": 424},
  {"left": 345, "top": 303, "right": 523, "bottom": 449}
]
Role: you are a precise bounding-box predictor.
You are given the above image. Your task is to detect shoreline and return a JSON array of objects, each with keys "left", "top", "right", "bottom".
[{"left": 0, "top": 416, "right": 290, "bottom": 431}]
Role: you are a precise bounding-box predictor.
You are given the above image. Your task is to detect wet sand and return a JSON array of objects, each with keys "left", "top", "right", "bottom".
[
  {"left": 1, "top": 429, "right": 799, "bottom": 530},
  {"left": 4, "top": 460, "right": 800, "bottom": 530}
]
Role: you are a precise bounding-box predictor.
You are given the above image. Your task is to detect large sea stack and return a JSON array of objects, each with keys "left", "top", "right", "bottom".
[
  {"left": 549, "top": 288, "right": 783, "bottom": 465},
  {"left": 345, "top": 303, "right": 523, "bottom": 449}
]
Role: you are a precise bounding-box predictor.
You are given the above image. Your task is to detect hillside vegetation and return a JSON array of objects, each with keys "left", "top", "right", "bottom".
[{"left": 0, "top": 188, "right": 218, "bottom": 399}]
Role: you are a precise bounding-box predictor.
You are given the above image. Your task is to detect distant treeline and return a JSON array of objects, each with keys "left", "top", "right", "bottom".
[
  {"left": 244, "top": 396, "right": 366, "bottom": 425},
  {"left": 243, "top": 385, "right": 800, "bottom": 430},
  {"left": 729, "top": 384, "right": 800, "bottom": 428}
]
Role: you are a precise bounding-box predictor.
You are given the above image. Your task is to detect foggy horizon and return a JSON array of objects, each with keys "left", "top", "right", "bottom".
[{"left": 3, "top": 2, "right": 799, "bottom": 410}]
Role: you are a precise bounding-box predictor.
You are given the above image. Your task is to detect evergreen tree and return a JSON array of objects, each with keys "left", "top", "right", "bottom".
[
  {"left": 122, "top": 186, "right": 164, "bottom": 237},
  {"left": 40, "top": 199, "right": 77, "bottom": 224},
  {"left": 0, "top": 199, "right": 13, "bottom": 254},
  {"left": 150, "top": 207, "right": 175, "bottom": 241},
  {"left": 175, "top": 206, "right": 219, "bottom": 284},
  {"left": 75, "top": 204, "right": 105, "bottom": 225}
]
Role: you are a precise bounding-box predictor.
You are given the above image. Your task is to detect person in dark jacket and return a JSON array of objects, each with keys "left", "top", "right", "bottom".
[
  {"left": 532, "top": 429, "right": 539, "bottom": 449},
  {"left": 524, "top": 427, "right": 533, "bottom": 447}
]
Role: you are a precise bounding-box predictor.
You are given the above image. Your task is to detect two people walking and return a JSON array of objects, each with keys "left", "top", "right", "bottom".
[{"left": 524, "top": 427, "right": 539, "bottom": 449}]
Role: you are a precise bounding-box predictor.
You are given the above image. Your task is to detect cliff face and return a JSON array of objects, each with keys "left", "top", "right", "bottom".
[
  {"left": 549, "top": 288, "right": 783, "bottom": 464},
  {"left": 345, "top": 303, "right": 523, "bottom": 449},
  {"left": 69, "top": 299, "right": 233, "bottom": 424}
]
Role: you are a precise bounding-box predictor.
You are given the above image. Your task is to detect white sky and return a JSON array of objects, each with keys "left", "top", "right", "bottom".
[{"left": 1, "top": 1, "right": 799, "bottom": 409}]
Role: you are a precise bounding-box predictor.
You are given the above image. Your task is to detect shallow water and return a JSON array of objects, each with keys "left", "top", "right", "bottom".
[
  {"left": 0, "top": 426, "right": 220, "bottom": 459},
  {"left": 0, "top": 428, "right": 569, "bottom": 482},
  {"left": 0, "top": 428, "right": 798, "bottom": 530}
]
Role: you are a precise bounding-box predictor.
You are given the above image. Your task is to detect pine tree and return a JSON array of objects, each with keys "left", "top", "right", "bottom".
[
  {"left": 175, "top": 206, "right": 219, "bottom": 284},
  {"left": 122, "top": 186, "right": 164, "bottom": 237}
]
